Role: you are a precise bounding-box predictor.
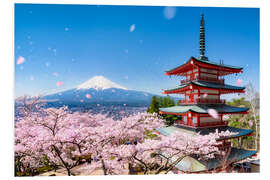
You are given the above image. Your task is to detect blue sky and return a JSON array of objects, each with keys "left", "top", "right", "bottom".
[{"left": 14, "top": 4, "right": 259, "bottom": 98}]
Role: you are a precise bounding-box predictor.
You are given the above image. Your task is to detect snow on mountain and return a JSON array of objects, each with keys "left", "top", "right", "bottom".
[{"left": 76, "top": 76, "right": 127, "bottom": 90}]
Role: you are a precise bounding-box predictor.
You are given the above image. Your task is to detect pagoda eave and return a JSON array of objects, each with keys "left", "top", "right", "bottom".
[
  {"left": 159, "top": 104, "right": 249, "bottom": 115},
  {"left": 159, "top": 110, "right": 248, "bottom": 116},
  {"left": 165, "top": 57, "right": 243, "bottom": 76},
  {"left": 163, "top": 82, "right": 245, "bottom": 95}
]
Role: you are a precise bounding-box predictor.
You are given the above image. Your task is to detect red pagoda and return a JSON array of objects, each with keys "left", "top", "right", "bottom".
[{"left": 157, "top": 14, "right": 257, "bottom": 173}]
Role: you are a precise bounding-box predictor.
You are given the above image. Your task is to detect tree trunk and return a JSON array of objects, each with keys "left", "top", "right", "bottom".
[
  {"left": 67, "top": 168, "right": 71, "bottom": 176},
  {"left": 101, "top": 159, "right": 107, "bottom": 175}
]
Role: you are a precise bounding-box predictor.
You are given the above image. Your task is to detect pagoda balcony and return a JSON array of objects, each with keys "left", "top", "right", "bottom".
[
  {"left": 179, "top": 99, "right": 226, "bottom": 104},
  {"left": 198, "top": 121, "right": 228, "bottom": 128},
  {"left": 176, "top": 120, "right": 228, "bottom": 128},
  {"left": 181, "top": 77, "right": 224, "bottom": 85}
]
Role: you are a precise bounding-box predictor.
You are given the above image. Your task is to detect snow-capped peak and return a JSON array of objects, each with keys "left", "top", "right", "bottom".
[{"left": 76, "top": 76, "right": 127, "bottom": 90}]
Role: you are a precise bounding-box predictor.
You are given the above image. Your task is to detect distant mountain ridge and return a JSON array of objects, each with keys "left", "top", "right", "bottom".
[{"left": 42, "top": 76, "right": 158, "bottom": 106}]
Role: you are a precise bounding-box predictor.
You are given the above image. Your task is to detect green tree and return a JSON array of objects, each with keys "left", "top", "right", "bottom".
[
  {"left": 147, "top": 96, "right": 160, "bottom": 113},
  {"left": 226, "top": 94, "right": 259, "bottom": 150},
  {"left": 147, "top": 95, "right": 179, "bottom": 126}
]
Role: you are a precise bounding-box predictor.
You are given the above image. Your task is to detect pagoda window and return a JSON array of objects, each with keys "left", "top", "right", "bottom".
[
  {"left": 200, "top": 89, "right": 219, "bottom": 94},
  {"left": 193, "top": 89, "right": 198, "bottom": 93},
  {"left": 200, "top": 68, "right": 217, "bottom": 74},
  {"left": 204, "top": 94, "right": 219, "bottom": 100},
  {"left": 183, "top": 116, "right": 187, "bottom": 124},
  {"left": 192, "top": 117, "right": 197, "bottom": 125},
  {"left": 200, "top": 73, "right": 217, "bottom": 79},
  {"left": 193, "top": 68, "right": 198, "bottom": 72},
  {"left": 194, "top": 94, "right": 198, "bottom": 101},
  {"left": 200, "top": 116, "right": 221, "bottom": 123}
]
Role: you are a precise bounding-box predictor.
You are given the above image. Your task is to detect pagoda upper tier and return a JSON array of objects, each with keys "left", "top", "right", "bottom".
[{"left": 165, "top": 56, "right": 243, "bottom": 77}]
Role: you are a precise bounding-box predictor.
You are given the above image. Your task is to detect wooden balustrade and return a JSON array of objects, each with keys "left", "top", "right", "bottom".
[
  {"left": 180, "top": 77, "right": 224, "bottom": 84},
  {"left": 179, "top": 99, "right": 226, "bottom": 104},
  {"left": 176, "top": 120, "right": 228, "bottom": 128}
]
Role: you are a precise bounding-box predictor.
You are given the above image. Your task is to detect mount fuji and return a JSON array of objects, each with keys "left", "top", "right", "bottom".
[{"left": 43, "top": 76, "right": 157, "bottom": 107}]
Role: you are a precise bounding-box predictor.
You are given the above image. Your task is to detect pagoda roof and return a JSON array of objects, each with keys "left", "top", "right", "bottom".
[
  {"left": 173, "top": 147, "right": 257, "bottom": 172},
  {"left": 165, "top": 57, "right": 243, "bottom": 76},
  {"left": 163, "top": 80, "right": 245, "bottom": 94},
  {"left": 157, "top": 125, "right": 253, "bottom": 140},
  {"left": 159, "top": 104, "right": 249, "bottom": 115}
]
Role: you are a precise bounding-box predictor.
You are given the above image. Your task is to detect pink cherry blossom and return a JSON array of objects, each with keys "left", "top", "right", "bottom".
[
  {"left": 15, "top": 98, "right": 236, "bottom": 176},
  {"left": 208, "top": 109, "right": 219, "bottom": 119},
  {"left": 249, "top": 120, "right": 253, "bottom": 127},
  {"left": 56, "top": 81, "right": 63, "bottom": 87},
  {"left": 16, "top": 56, "right": 25, "bottom": 65}
]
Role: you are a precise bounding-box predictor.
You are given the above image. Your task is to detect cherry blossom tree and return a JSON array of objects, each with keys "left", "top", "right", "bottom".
[
  {"left": 15, "top": 97, "right": 236, "bottom": 175},
  {"left": 95, "top": 130, "right": 236, "bottom": 175},
  {"left": 15, "top": 97, "right": 165, "bottom": 176}
]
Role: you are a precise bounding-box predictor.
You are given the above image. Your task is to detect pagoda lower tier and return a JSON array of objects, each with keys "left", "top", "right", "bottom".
[
  {"left": 159, "top": 104, "right": 248, "bottom": 128},
  {"left": 156, "top": 125, "right": 257, "bottom": 173}
]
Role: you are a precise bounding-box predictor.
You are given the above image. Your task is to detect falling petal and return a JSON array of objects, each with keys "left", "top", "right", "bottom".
[
  {"left": 123, "top": 104, "right": 126, "bottom": 106},
  {"left": 48, "top": 47, "right": 51, "bottom": 51},
  {"left": 65, "top": 27, "right": 69, "bottom": 31},
  {"left": 86, "top": 94, "right": 91, "bottom": 99},
  {"left": 223, "top": 115, "right": 230, "bottom": 120},
  {"left": 80, "top": 99, "right": 84, "bottom": 103},
  {"left": 29, "top": 76, "right": 34, "bottom": 81},
  {"left": 16, "top": 56, "right": 25, "bottom": 65},
  {"left": 208, "top": 109, "right": 219, "bottom": 119},
  {"left": 120, "top": 110, "right": 125, "bottom": 114},
  {"left": 53, "top": 72, "right": 58, "bottom": 77},
  {"left": 124, "top": 76, "right": 128, "bottom": 80},
  {"left": 45, "top": 62, "right": 50, "bottom": 67},
  {"left": 129, "top": 24, "right": 135, "bottom": 32},
  {"left": 249, "top": 120, "right": 253, "bottom": 128},
  {"left": 236, "top": 79, "right": 242, "bottom": 86},
  {"left": 97, "top": 104, "right": 100, "bottom": 107},
  {"left": 111, "top": 89, "right": 115, "bottom": 93},
  {"left": 164, "top": 7, "right": 176, "bottom": 20},
  {"left": 203, "top": 93, "right": 208, "bottom": 98},
  {"left": 56, "top": 81, "right": 63, "bottom": 87}
]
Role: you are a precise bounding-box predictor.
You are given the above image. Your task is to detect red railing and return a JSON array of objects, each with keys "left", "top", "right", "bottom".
[
  {"left": 180, "top": 77, "right": 224, "bottom": 85},
  {"left": 176, "top": 120, "right": 228, "bottom": 128},
  {"left": 197, "top": 99, "right": 226, "bottom": 104},
  {"left": 199, "top": 121, "right": 228, "bottom": 127},
  {"left": 179, "top": 99, "right": 226, "bottom": 104}
]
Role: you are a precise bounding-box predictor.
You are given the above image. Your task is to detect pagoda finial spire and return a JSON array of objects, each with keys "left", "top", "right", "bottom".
[{"left": 199, "top": 13, "right": 208, "bottom": 61}]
